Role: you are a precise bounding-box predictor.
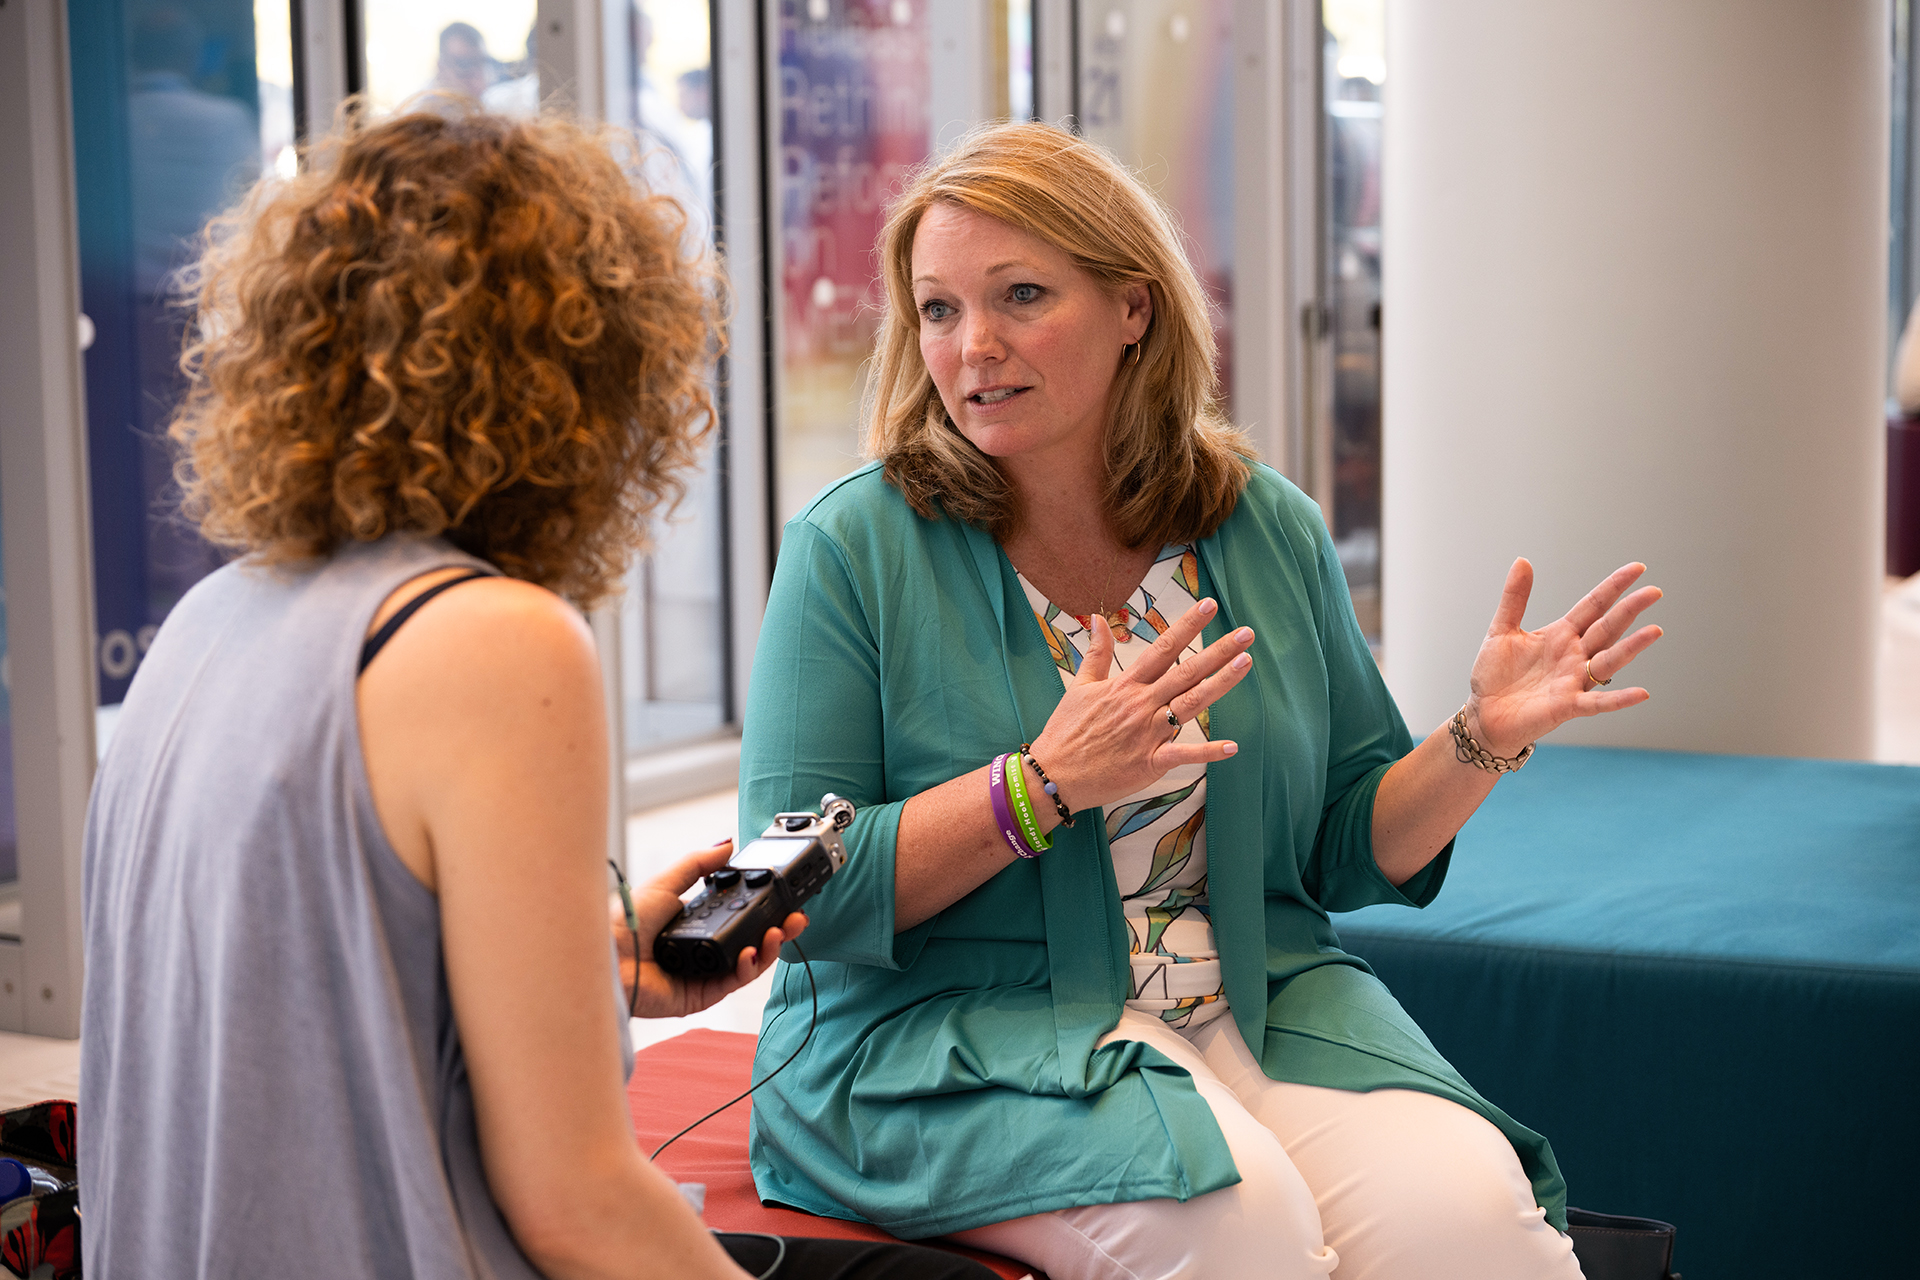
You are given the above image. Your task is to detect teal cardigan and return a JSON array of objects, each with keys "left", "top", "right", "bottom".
[{"left": 740, "top": 461, "right": 1567, "bottom": 1238}]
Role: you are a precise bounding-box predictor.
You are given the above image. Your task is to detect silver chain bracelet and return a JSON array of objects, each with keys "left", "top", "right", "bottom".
[{"left": 1449, "top": 705, "right": 1534, "bottom": 774}]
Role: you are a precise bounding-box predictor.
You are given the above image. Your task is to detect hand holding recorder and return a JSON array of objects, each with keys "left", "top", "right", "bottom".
[
  {"left": 652, "top": 795, "right": 853, "bottom": 979},
  {"left": 613, "top": 841, "right": 809, "bottom": 1020}
]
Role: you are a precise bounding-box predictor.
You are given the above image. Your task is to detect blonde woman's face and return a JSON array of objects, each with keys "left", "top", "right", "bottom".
[{"left": 911, "top": 203, "right": 1150, "bottom": 472}]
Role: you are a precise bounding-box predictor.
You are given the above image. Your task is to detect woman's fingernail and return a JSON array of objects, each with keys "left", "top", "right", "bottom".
[
  {"left": 1236, "top": 628, "right": 1253, "bottom": 643},
  {"left": 1221, "top": 742, "right": 1238, "bottom": 755},
  {"left": 1231, "top": 653, "right": 1251, "bottom": 670},
  {"left": 1200, "top": 598, "right": 1217, "bottom": 615}
]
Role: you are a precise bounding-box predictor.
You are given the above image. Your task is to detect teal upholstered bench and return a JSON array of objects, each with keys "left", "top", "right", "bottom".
[{"left": 1335, "top": 746, "right": 1920, "bottom": 1280}]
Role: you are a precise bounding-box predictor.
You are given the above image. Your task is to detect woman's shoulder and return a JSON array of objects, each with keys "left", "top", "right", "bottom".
[
  {"left": 376, "top": 574, "right": 593, "bottom": 678},
  {"left": 785, "top": 462, "right": 963, "bottom": 565},
  {"left": 1219, "top": 461, "right": 1331, "bottom": 553},
  {"left": 789, "top": 461, "right": 913, "bottom": 533}
]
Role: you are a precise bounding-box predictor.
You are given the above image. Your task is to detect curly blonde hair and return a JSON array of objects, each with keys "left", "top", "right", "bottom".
[
  {"left": 868, "top": 122, "right": 1251, "bottom": 547},
  {"left": 170, "top": 107, "right": 721, "bottom": 605}
]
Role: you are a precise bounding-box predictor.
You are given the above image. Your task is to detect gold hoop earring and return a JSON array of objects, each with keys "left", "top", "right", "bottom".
[{"left": 1124, "top": 342, "right": 1142, "bottom": 368}]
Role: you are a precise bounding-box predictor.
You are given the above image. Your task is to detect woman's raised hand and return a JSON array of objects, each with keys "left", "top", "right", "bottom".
[
  {"left": 1029, "top": 599, "right": 1254, "bottom": 816},
  {"left": 1465, "top": 559, "right": 1664, "bottom": 756}
]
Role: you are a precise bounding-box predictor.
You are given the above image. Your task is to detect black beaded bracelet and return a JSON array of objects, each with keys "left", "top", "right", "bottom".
[{"left": 1018, "top": 744, "right": 1074, "bottom": 827}]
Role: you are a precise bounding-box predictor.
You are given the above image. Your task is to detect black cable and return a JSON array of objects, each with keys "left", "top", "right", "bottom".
[
  {"left": 650, "top": 940, "right": 818, "bottom": 1161},
  {"left": 715, "top": 1232, "right": 789, "bottom": 1280},
  {"left": 607, "top": 859, "right": 642, "bottom": 1018},
  {"left": 611, "top": 860, "right": 816, "bottom": 1278}
]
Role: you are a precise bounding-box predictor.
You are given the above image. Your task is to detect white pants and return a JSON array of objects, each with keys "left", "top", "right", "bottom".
[{"left": 949, "top": 1008, "right": 1583, "bottom": 1280}]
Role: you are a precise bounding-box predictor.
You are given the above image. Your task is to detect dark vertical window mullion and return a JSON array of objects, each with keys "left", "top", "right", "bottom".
[
  {"left": 1067, "top": 0, "right": 1079, "bottom": 130},
  {"left": 342, "top": 0, "right": 364, "bottom": 98},
  {"left": 290, "top": 0, "right": 309, "bottom": 144},
  {"left": 709, "top": 0, "right": 737, "bottom": 726}
]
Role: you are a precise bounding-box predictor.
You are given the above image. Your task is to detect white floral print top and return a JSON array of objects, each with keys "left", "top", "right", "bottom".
[{"left": 1016, "top": 544, "right": 1228, "bottom": 1032}]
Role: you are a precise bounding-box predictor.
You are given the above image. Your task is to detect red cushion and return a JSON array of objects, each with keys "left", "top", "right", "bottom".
[{"left": 628, "top": 1029, "right": 1041, "bottom": 1280}]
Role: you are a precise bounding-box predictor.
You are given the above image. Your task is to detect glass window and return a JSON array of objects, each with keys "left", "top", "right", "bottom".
[
  {"left": 68, "top": 0, "right": 296, "bottom": 720},
  {"left": 1893, "top": 0, "right": 1920, "bottom": 383},
  {"left": 615, "top": 1, "right": 729, "bottom": 754},
  {"left": 1322, "top": 0, "right": 1383, "bottom": 640},
  {"left": 1008, "top": 0, "right": 1034, "bottom": 122},
  {"left": 1076, "top": 1, "right": 1237, "bottom": 416},
  {"left": 773, "top": 0, "right": 934, "bottom": 524},
  {"left": 360, "top": 1, "right": 540, "bottom": 118}
]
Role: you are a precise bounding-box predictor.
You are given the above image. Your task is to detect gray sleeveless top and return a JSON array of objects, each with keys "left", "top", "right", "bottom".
[{"left": 80, "top": 535, "right": 633, "bottom": 1278}]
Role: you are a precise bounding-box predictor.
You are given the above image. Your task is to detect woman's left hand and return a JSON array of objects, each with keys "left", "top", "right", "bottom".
[
  {"left": 612, "top": 840, "right": 807, "bottom": 1020},
  {"left": 1466, "top": 559, "right": 1664, "bottom": 757}
]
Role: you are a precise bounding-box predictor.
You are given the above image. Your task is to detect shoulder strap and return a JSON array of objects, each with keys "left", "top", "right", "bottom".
[{"left": 357, "top": 570, "right": 494, "bottom": 676}]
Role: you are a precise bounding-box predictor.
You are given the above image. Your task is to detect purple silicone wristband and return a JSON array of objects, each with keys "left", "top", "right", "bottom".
[{"left": 989, "top": 753, "right": 1040, "bottom": 859}]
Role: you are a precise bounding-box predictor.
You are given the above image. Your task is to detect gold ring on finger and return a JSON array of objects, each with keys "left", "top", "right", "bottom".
[
  {"left": 1164, "top": 706, "right": 1180, "bottom": 729},
  {"left": 1586, "top": 658, "right": 1612, "bottom": 689}
]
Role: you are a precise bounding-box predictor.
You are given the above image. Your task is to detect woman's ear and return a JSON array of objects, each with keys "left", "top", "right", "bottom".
[{"left": 1122, "top": 280, "right": 1154, "bottom": 344}]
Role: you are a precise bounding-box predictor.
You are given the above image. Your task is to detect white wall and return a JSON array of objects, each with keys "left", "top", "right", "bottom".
[{"left": 1383, "top": 0, "right": 1889, "bottom": 759}]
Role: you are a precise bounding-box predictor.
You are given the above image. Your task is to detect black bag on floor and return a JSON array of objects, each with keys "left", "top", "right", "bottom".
[
  {"left": 0, "top": 1100, "right": 78, "bottom": 1280},
  {"left": 1567, "top": 1207, "right": 1679, "bottom": 1280}
]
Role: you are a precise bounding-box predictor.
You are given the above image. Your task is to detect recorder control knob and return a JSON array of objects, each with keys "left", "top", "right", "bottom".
[
  {"left": 741, "top": 868, "right": 774, "bottom": 889},
  {"left": 708, "top": 868, "right": 742, "bottom": 891},
  {"left": 782, "top": 815, "right": 811, "bottom": 832}
]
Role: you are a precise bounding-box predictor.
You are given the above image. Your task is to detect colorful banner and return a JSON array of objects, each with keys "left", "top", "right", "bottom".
[{"left": 775, "top": 0, "right": 931, "bottom": 523}]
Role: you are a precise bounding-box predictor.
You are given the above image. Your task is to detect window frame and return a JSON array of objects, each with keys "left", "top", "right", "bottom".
[{"left": 0, "top": 0, "right": 97, "bottom": 1037}]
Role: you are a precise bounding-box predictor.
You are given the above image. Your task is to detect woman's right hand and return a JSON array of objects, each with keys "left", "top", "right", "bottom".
[
  {"left": 893, "top": 598, "right": 1255, "bottom": 932},
  {"left": 1027, "top": 599, "right": 1255, "bottom": 819},
  {"left": 616, "top": 842, "right": 807, "bottom": 1020}
]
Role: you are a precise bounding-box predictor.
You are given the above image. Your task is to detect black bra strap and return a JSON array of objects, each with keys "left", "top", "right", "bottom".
[{"left": 357, "top": 570, "right": 494, "bottom": 676}]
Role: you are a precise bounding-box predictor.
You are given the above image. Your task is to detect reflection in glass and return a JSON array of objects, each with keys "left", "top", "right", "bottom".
[
  {"left": 1323, "top": 0, "right": 1383, "bottom": 639},
  {"left": 1076, "top": 1, "right": 1236, "bottom": 416},
  {"left": 68, "top": 0, "right": 294, "bottom": 710},
  {"left": 360, "top": 1, "right": 539, "bottom": 118},
  {"left": 1893, "top": 0, "right": 1918, "bottom": 380},
  {"left": 617, "top": 2, "right": 728, "bottom": 754},
  {"left": 774, "top": 0, "right": 933, "bottom": 524}
]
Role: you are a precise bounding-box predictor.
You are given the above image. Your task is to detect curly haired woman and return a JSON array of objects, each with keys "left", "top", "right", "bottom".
[{"left": 79, "top": 111, "right": 996, "bottom": 1280}]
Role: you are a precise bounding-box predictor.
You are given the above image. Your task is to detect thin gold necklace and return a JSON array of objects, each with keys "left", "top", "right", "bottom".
[{"left": 1073, "top": 544, "right": 1133, "bottom": 643}]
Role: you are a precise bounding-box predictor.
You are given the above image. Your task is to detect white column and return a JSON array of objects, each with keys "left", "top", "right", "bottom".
[{"left": 1382, "top": 0, "right": 1889, "bottom": 759}]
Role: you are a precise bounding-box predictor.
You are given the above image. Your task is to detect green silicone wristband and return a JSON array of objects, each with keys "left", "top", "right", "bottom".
[{"left": 1004, "top": 749, "right": 1052, "bottom": 853}]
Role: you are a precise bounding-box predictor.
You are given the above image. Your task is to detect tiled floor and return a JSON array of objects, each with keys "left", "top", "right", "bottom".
[
  {"left": 11, "top": 575, "right": 1920, "bottom": 1095},
  {"left": 0, "top": 1032, "right": 81, "bottom": 1112}
]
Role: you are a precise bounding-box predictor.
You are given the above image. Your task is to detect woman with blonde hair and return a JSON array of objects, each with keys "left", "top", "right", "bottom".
[
  {"left": 80, "top": 109, "right": 997, "bottom": 1280},
  {"left": 739, "top": 122, "right": 1663, "bottom": 1278}
]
